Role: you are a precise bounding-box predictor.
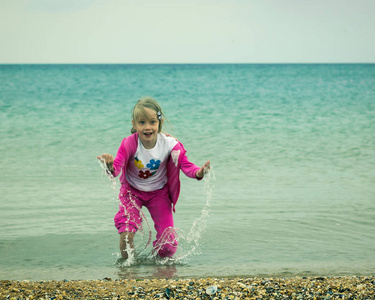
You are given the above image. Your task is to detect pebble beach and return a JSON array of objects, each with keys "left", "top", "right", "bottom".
[{"left": 1, "top": 276, "right": 374, "bottom": 299}]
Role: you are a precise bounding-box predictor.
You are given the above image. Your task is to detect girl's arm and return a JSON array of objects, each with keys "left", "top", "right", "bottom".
[
  {"left": 112, "top": 134, "right": 138, "bottom": 177},
  {"left": 180, "top": 153, "right": 210, "bottom": 180},
  {"left": 97, "top": 137, "right": 131, "bottom": 177},
  {"left": 111, "top": 138, "right": 129, "bottom": 177}
]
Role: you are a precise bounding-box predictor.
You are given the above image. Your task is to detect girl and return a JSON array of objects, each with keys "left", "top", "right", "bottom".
[{"left": 98, "top": 97, "right": 210, "bottom": 259}]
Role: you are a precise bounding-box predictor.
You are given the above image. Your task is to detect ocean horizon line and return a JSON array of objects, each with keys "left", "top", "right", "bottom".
[{"left": 1, "top": 62, "right": 374, "bottom": 66}]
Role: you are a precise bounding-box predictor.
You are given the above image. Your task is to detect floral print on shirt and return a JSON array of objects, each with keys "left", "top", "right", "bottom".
[
  {"left": 134, "top": 157, "right": 161, "bottom": 179},
  {"left": 138, "top": 170, "right": 156, "bottom": 179},
  {"left": 147, "top": 159, "right": 161, "bottom": 170},
  {"left": 134, "top": 157, "right": 144, "bottom": 169}
]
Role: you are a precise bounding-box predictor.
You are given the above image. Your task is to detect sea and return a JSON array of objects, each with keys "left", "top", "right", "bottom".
[{"left": 0, "top": 64, "right": 374, "bottom": 281}]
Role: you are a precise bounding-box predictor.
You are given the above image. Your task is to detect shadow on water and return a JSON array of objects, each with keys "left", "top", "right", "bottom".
[
  {"left": 115, "top": 254, "right": 181, "bottom": 279},
  {"left": 117, "top": 264, "right": 178, "bottom": 279}
]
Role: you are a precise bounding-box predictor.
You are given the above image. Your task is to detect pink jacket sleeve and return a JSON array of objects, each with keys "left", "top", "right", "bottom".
[
  {"left": 112, "top": 139, "right": 127, "bottom": 177},
  {"left": 112, "top": 133, "right": 138, "bottom": 178},
  {"left": 180, "top": 153, "right": 202, "bottom": 180}
]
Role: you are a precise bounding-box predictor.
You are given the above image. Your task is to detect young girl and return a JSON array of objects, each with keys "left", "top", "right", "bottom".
[{"left": 98, "top": 97, "right": 210, "bottom": 259}]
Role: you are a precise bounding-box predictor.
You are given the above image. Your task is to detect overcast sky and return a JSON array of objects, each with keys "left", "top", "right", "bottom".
[{"left": 1, "top": 0, "right": 374, "bottom": 63}]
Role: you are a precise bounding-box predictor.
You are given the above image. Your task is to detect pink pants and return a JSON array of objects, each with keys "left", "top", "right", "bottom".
[{"left": 114, "top": 185, "right": 178, "bottom": 258}]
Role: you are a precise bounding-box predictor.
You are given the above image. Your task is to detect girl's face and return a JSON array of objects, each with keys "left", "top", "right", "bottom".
[{"left": 132, "top": 107, "right": 161, "bottom": 149}]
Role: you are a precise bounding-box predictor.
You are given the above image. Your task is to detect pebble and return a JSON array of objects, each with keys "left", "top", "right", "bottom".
[
  {"left": 206, "top": 285, "right": 218, "bottom": 295},
  {"left": 0, "top": 276, "right": 374, "bottom": 299}
]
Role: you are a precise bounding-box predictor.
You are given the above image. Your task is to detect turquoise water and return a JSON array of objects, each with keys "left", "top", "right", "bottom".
[{"left": 0, "top": 64, "right": 374, "bottom": 280}]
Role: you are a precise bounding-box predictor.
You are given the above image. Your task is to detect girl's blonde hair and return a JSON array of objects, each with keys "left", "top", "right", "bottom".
[{"left": 131, "top": 97, "right": 170, "bottom": 134}]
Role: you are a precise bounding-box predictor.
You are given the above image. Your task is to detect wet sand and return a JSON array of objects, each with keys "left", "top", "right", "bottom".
[{"left": 1, "top": 276, "right": 374, "bottom": 299}]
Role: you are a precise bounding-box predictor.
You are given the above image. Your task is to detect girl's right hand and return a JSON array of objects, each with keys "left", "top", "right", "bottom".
[{"left": 97, "top": 153, "right": 114, "bottom": 173}]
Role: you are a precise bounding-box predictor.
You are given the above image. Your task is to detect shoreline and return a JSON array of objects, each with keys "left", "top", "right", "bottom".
[{"left": 1, "top": 276, "right": 374, "bottom": 299}]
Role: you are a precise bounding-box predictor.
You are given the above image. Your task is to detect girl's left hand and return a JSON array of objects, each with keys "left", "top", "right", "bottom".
[{"left": 196, "top": 160, "right": 210, "bottom": 179}]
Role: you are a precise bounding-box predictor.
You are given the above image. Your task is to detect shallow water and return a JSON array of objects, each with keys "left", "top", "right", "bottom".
[{"left": 0, "top": 64, "right": 374, "bottom": 280}]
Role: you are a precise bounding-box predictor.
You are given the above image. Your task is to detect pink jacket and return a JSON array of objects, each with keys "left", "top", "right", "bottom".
[{"left": 112, "top": 133, "right": 201, "bottom": 212}]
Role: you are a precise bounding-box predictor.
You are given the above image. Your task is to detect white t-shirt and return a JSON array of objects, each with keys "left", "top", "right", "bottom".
[{"left": 126, "top": 133, "right": 178, "bottom": 191}]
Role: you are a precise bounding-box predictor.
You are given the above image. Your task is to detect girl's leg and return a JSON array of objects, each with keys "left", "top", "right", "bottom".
[
  {"left": 146, "top": 188, "right": 178, "bottom": 258},
  {"left": 119, "top": 231, "right": 135, "bottom": 259},
  {"left": 114, "top": 189, "right": 143, "bottom": 259}
]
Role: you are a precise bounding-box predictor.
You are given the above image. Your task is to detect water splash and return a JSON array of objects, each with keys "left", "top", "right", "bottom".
[
  {"left": 97, "top": 159, "right": 117, "bottom": 199},
  {"left": 121, "top": 189, "right": 152, "bottom": 257},
  {"left": 145, "top": 166, "right": 216, "bottom": 264},
  {"left": 97, "top": 159, "right": 152, "bottom": 262},
  {"left": 98, "top": 159, "right": 215, "bottom": 266},
  {"left": 175, "top": 166, "right": 216, "bottom": 261},
  {"left": 114, "top": 234, "right": 136, "bottom": 267}
]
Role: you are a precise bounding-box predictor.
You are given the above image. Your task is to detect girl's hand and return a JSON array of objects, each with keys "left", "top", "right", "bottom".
[
  {"left": 97, "top": 153, "right": 114, "bottom": 173},
  {"left": 196, "top": 160, "right": 210, "bottom": 179}
]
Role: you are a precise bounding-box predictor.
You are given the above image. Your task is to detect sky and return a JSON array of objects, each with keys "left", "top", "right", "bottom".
[{"left": 1, "top": 0, "right": 375, "bottom": 64}]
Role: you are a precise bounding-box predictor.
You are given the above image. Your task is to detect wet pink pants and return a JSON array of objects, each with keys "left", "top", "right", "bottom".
[{"left": 114, "top": 185, "right": 178, "bottom": 258}]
